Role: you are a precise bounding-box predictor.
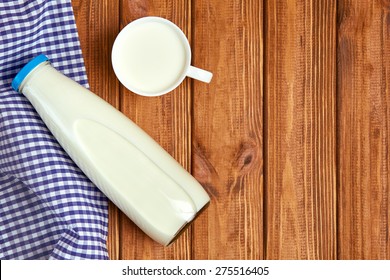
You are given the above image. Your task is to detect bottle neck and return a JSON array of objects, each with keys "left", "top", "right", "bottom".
[{"left": 18, "top": 61, "right": 50, "bottom": 93}]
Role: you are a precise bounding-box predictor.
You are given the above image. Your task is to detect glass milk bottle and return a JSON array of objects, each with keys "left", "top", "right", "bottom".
[{"left": 12, "top": 54, "right": 210, "bottom": 246}]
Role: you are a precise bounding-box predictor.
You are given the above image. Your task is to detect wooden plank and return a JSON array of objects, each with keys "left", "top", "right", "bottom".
[
  {"left": 118, "top": 0, "right": 193, "bottom": 259},
  {"left": 265, "top": 0, "right": 337, "bottom": 259},
  {"left": 72, "top": 0, "right": 120, "bottom": 106},
  {"left": 72, "top": 0, "right": 121, "bottom": 260},
  {"left": 192, "top": 0, "right": 264, "bottom": 259},
  {"left": 337, "top": 0, "right": 390, "bottom": 259}
]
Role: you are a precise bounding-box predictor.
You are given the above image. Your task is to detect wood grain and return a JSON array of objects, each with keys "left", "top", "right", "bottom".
[
  {"left": 192, "top": 0, "right": 264, "bottom": 259},
  {"left": 118, "top": 0, "right": 193, "bottom": 260},
  {"left": 71, "top": 0, "right": 390, "bottom": 260},
  {"left": 337, "top": 0, "right": 390, "bottom": 259},
  {"left": 72, "top": 0, "right": 121, "bottom": 260},
  {"left": 265, "top": 0, "right": 337, "bottom": 259}
]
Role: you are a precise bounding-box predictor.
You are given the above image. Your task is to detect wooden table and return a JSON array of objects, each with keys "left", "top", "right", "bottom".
[{"left": 72, "top": 0, "right": 389, "bottom": 260}]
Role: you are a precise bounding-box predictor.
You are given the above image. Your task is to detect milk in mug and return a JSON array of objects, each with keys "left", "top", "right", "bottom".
[
  {"left": 112, "top": 21, "right": 187, "bottom": 94},
  {"left": 112, "top": 17, "right": 213, "bottom": 96}
]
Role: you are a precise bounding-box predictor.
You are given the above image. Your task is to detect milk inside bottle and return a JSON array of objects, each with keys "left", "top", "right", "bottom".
[{"left": 12, "top": 54, "right": 210, "bottom": 246}]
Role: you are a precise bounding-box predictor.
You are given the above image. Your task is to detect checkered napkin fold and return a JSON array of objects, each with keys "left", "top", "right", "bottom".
[{"left": 0, "top": 1, "right": 109, "bottom": 259}]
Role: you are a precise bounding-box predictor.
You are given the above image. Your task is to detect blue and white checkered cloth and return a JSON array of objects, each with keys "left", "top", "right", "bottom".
[{"left": 0, "top": 1, "right": 109, "bottom": 259}]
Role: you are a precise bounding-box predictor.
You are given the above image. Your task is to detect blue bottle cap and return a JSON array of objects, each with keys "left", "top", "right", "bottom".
[{"left": 12, "top": 54, "right": 49, "bottom": 92}]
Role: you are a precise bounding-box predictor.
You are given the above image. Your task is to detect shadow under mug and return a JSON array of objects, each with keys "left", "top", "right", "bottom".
[{"left": 111, "top": 16, "right": 212, "bottom": 97}]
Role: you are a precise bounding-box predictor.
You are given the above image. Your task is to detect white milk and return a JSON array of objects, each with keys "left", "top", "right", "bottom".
[
  {"left": 13, "top": 55, "right": 210, "bottom": 246},
  {"left": 113, "top": 21, "right": 187, "bottom": 94}
]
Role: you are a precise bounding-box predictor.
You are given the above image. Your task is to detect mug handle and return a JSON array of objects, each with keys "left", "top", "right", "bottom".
[{"left": 187, "top": 66, "right": 213, "bottom": 83}]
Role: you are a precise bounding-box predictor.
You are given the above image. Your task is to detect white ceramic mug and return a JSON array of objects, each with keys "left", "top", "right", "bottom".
[{"left": 112, "top": 16, "right": 212, "bottom": 96}]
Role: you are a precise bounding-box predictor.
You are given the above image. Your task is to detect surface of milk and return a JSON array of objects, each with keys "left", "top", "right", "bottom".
[{"left": 113, "top": 21, "right": 187, "bottom": 94}]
